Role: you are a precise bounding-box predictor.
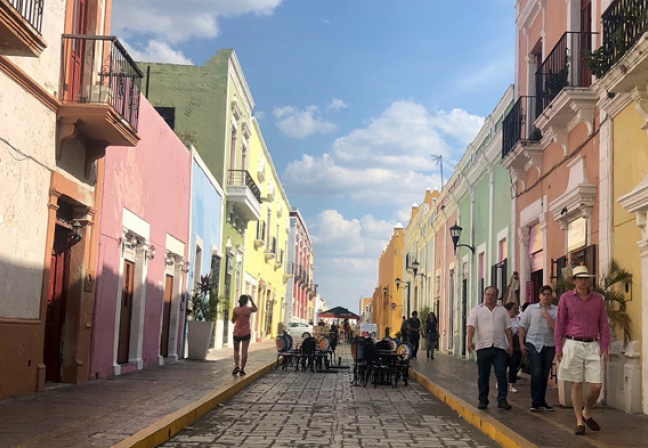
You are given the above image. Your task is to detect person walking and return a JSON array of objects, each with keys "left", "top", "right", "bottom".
[
  {"left": 519, "top": 285, "right": 557, "bottom": 412},
  {"left": 467, "top": 286, "right": 514, "bottom": 410},
  {"left": 231, "top": 294, "right": 258, "bottom": 376},
  {"left": 554, "top": 266, "right": 609, "bottom": 436},
  {"left": 400, "top": 316, "right": 409, "bottom": 343},
  {"left": 503, "top": 302, "right": 522, "bottom": 393},
  {"left": 407, "top": 311, "right": 422, "bottom": 359},
  {"left": 425, "top": 312, "right": 439, "bottom": 359}
]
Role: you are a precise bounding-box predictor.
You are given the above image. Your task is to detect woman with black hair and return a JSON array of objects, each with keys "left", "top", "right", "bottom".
[
  {"left": 231, "top": 294, "right": 258, "bottom": 376},
  {"left": 425, "top": 312, "right": 439, "bottom": 359}
]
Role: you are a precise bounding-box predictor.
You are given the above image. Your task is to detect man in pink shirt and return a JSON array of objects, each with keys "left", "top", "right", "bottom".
[{"left": 554, "top": 266, "right": 610, "bottom": 436}]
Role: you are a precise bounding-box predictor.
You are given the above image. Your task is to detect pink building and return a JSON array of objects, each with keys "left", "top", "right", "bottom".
[
  {"left": 89, "top": 98, "right": 191, "bottom": 379},
  {"left": 287, "top": 210, "right": 314, "bottom": 323}
]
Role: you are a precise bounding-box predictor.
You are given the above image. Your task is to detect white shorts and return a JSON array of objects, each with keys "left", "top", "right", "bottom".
[{"left": 558, "top": 338, "right": 602, "bottom": 384}]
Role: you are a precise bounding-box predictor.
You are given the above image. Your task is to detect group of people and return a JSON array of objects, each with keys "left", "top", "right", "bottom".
[
  {"left": 399, "top": 311, "right": 439, "bottom": 360},
  {"left": 468, "top": 266, "right": 609, "bottom": 436}
]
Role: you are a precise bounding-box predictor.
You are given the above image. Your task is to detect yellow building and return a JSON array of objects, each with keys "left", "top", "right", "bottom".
[
  {"left": 243, "top": 118, "right": 291, "bottom": 341},
  {"left": 592, "top": 1, "right": 648, "bottom": 414},
  {"left": 359, "top": 296, "right": 372, "bottom": 322},
  {"left": 373, "top": 224, "right": 405, "bottom": 337}
]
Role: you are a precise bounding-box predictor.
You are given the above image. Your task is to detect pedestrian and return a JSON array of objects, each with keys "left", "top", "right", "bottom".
[
  {"left": 407, "top": 311, "right": 422, "bottom": 359},
  {"left": 425, "top": 312, "right": 439, "bottom": 359},
  {"left": 503, "top": 302, "right": 522, "bottom": 393},
  {"left": 231, "top": 294, "right": 258, "bottom": 376},
  {"left": 467, "top": 286, "right": 514, "bottom": 410},
  {"left": 400, "top": 316, "right": 409, "bottom": 343},
  {"left": 519, "top": 285, "right": 557, "bottom": 412},
  {"left": 554, "top": 266, "right": 609, "bottom": 436}
]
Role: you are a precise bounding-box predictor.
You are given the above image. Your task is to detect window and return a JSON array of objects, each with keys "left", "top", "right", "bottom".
[{"left": 154, "top": 106, "right": 176, "bottom": 130}]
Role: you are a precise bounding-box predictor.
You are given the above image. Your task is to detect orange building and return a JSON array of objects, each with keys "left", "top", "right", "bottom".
[{"left": 373, "top": 224, "right": 404, "bottom": 338}]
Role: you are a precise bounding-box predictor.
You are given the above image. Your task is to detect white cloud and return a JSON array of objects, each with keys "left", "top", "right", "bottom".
[
  {"left": 283, "top": 100, "right": 483, "bottom": 206},
  {"left": 311, "top": 210, "right": 364, "bottom": 255},
  {"left": 328, "top": 98, "right": 348, "bottom": 111},
  {"left": 112, "top": 0, "right": 283, "bottom": 44},
  {"left": 254, "top": 110, "right": 266, "bottom": 121},
  {"left": 123, "top": 40, "right": 193, "bottom": 65},
  {"left": 273, "top": 105, "right": 336, "bottom": 139}
]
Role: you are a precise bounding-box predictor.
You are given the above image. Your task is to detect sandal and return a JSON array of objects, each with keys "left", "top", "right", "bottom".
[{"left": 232, "top": 367, "right": 240, "bottom": 375}]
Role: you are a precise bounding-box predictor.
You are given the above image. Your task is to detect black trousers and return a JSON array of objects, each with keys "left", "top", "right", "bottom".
[
  {"left": 409, "top": 333, "right": 420, "bottom": 358},
  {"left": 476, "top": 347, "right": 508, "bottom": 403}
]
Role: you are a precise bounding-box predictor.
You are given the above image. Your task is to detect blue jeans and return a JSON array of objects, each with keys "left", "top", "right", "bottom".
[
  {"left": 526, "top": 342, "right": 555, "bottom": 407},
  {"left": 476, "top": 347, "right": 508, "bottom": 403}
]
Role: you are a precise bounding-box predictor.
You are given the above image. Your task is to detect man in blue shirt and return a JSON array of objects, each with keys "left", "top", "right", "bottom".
[{"left": 519, "top": 285, "right": 557, "bottom": 412}]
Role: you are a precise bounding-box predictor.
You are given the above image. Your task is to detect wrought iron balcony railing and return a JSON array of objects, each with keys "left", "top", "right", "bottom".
[
  {"left": 61, "top": 35, "right": 143, "bottom": 130},
  {"left": 536, "top": 31, "right": 596, "bottom": 114},
  {"left": 600, "top": 0, "right": 648, "bottom": 75},
  {"left": 227, "top": 170, "right": 261, "bottom": 203},
  {"left": 7, "top": 0, "right": 44, "bottom": 33},
  {"left": 502, "top": 96, "right": 542, "bottom": 159}
]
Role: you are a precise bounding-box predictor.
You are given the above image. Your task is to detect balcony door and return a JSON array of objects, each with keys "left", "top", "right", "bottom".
[
  {"left": 67, "top": 0, "right": 89, "bottom": 102},
  {"left": 118, "top": 260, "right": 135, "bottom": 364},
  {"left": 580, "top": 0, "right": 592, "bottom": 86}
]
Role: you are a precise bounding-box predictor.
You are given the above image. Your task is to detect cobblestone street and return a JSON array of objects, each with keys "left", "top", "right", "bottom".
[{"left": 160, "top": 350, "right": 497, "bottom": 448}]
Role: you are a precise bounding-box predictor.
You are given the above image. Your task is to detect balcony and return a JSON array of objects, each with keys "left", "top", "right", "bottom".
[
  {"left": 0, "top": 0, "right": 46, "bottom": 57},
  {"left": 57, "top": 35, "right": 143, "bottom": 176},
  {"left": 534, "top": 32, "right": 598, "bottom": 149},
  {"left": 265, "top": 236, "right": 276, "bottom": 261},
  {"left": 227, "top": 169, "right": 261, "bottom": 222},
  {"left": 501, "top": 96, "right": 543, "bottom": 184},
  {"left": 254, "top": 221, "right": 265, "bottom": 248},
  {"left": 593, "top": 0, "right": 648, "bottom": 94}
]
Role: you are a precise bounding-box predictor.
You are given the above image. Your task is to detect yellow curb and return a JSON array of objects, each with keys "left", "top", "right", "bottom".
[
  {"left": 410, "top": 368, "right": 541, "bottom": 448},
  {"left": 110, "top": 359, "right": 277, "bottom": 448}
]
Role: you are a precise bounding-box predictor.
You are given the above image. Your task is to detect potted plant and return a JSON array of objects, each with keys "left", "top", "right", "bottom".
[{"left": 187, "top": 274, "right": 219, "bottom": 360}]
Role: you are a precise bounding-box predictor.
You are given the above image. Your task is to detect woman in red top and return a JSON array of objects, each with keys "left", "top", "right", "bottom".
[{"left": 231, "top": 294, "right": 257, "bottom": 376}]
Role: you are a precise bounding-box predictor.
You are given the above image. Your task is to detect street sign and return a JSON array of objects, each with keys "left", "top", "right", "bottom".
[{"left": 390, "top": 302, "right": 396, "bottom": 311}]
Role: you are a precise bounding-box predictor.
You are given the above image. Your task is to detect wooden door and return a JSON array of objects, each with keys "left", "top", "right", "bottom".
[
  {"left": 160, "top": 275, "right": 173, "bottom": 358},
  {"left": 44, "top": 226, "right": 71, "bottom": 382},
  {"left": 68, "top": 0, "right": 88, "bottom": 102},
  {"left": 117, "top": 260, "right": 135, "bottom": 364}
]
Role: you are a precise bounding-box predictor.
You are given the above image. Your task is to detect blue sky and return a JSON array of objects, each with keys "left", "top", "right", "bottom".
[{"left": 113, "top": 0, "right": 515, "bottom": 314}]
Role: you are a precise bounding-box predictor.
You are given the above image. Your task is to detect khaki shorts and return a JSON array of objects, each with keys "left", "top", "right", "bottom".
[{"left": 558, "top": 338, "right": 602, "bottom": 384}]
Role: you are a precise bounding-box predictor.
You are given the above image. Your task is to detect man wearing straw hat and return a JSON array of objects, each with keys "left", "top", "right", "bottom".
[{"left": 554, "top": 266, "right": 609, "bottom": 436}]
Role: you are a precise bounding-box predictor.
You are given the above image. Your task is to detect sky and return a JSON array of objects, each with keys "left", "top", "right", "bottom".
[{"left": 112, "top": 0, "right": 516, "bottom": 315}]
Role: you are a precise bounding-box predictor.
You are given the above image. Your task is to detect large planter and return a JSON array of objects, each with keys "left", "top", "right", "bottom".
[{"left": 187, "top": 320, "right": 214, "bottom": 360}]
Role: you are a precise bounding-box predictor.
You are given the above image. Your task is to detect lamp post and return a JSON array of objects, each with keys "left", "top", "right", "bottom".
[{"left": 449, "top": 223, "right": 475, "bottom": 253}]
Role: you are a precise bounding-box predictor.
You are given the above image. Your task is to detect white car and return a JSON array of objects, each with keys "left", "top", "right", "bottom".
[{"left": 285, "top": 322, "right": 314, "bottom": 340}]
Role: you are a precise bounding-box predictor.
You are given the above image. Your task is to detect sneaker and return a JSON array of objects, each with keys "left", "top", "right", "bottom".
[
  {"left": 497, "top": 400, "right": 512, "bottom": 410},
  {"left": 539, "top": 403, "right": 554, "bottom": 412},
  {"left": 529, "top": 406, "right": 540, "bottom": 412},
  {"left": 509, "top": 386, "right": 518, "bottom": 393},
  {"left": 239, "top": 369, "right": 246, "bottom": 376},
  {"left": 232, "top": 367, "right": 240, "bottom": 375},
  {"left": 477, "top": 400, "right": 488, "bottom": 409}
]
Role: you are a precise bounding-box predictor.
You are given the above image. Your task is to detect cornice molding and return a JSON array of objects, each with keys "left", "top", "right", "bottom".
[{"left": 0, "top": 56, "right": 60, "bottom": 112}]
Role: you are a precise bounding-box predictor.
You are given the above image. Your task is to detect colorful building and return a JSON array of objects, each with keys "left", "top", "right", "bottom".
[
  {"left": 359, "top": 296, "right": 372, "bottom": 323},
  {"left": 0, "top": 0, "right": 142, "bottom": 398},
  {"left": 90, "top": 98, "right": 191, "bottom": 378},
  {"left": 187, "top": 147, "right": 226, "bottom": 349},
  {"left": 373, "top": 223, "right": 404, "bottom": 337},
  {"left": 244, "top": 118, "right": 291, "bottom": 341},
  {"left": 144, "top": 51, "right": 262, "bottom": 337},
  {"left": 285, "top": 210, "right": 315, "bottom": 324}
]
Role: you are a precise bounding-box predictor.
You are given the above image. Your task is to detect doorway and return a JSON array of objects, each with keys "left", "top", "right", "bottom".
[
  {"left": 461, "top": 278, "right": 468, "bottom": 358},
  {"left": 44, "top": 225, "right": 72, "bottom": 382},
  {"left": 448, "top": 269, "right": 455, "bottom": 350},
  {"left": 160, "top": 275, "right": 173, "bottom": 358},
  {"left": 530, "top": 270, "right": 543, "bottom": 304},
  {"left": 66, "top": 0, "right": 88, "bottom": 102},
  {"left": 117, "top": 260, "right": 135, "bottom": 364}
]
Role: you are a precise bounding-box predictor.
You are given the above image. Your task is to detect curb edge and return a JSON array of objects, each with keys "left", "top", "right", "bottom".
[
  {"left": 110, "top": 359, "right": 277, "bottom": 448},
  {"left": 410, "top": 368, "right": 541, "bottom": 448}
]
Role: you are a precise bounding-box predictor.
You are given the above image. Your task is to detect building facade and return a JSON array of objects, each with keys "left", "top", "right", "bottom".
[
  {"left": 90, "top": 98, "right": 191, "bottom": 378},
  {"left": 373, "top": 223, "right": 404, "bottom": 337},
  {"left": 285, "top": 210, "right": 314, "bottom": 324},
  {"left": 0, "top": 0, "right": 142, "bottom": 398}
]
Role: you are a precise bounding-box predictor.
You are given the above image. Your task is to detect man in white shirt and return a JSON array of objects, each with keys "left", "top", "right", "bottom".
[
  {"left": 467, "top": 286, "right": 514, "bottom": 410},
  {"left": 519, "top": 285, "right": 557, "bottom": 413}
]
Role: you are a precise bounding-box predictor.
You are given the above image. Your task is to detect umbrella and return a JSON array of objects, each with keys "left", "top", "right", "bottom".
[{"left": 317, "top": 306, "right": 360, "bottom": 320}]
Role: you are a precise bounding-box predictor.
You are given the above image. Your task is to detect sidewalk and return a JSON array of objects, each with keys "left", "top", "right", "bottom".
[
  {"left": 411, "top": 351, "right": 648, "bottom": 448},
  {"left": 0, "top": 341, "right": 277, "bottom": 448}
]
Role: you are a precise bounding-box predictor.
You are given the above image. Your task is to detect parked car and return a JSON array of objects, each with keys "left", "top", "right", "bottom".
[{"left": 286, "top": 322, "right": 313, "bottom": 339}]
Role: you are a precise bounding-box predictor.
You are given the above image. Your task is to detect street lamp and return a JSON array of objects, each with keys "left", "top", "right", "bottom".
[
  {"left": 449, "top": 223, "right": 475, "bottom": 253},
  {"left": 382, "top": 286, "right": 388, "bottom": 297},
  {"left": 412, "top": 260, "right": 420, "bottom": 276},
  {"left": 395, "top": 278, "right": 401, "bottom": 290}
]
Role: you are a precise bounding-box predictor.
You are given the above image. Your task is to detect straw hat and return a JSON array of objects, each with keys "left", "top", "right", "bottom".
[{"left": 568, "top": 266, "right": 595, "bottom": 282}]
